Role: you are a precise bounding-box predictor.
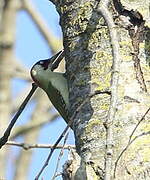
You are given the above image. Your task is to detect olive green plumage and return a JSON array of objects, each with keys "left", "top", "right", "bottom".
[{"left": 30, "top": 59, "right": 69, "bottom": 123}]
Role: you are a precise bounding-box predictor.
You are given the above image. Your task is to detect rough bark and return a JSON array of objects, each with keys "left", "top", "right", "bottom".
[{"left": 51, "top": 0, "right": 150, "bottom": 179}]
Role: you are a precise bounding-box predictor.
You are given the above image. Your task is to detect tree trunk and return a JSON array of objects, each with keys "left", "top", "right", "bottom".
[{"left": 50, "top": 0, "right": 150, "bottom": 179}]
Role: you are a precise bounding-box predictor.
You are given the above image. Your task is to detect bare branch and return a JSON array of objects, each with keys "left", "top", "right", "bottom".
[
  {"left": 52, "top": 132, "right": 69, "bottom": 180},
  {"left": 114, "top": 107, "right": 150, "bottom": 177},
  {"left": 128, "top": 108, "right": 150, "bottom": 143},
  {"left": 14, "top": 86, "right": 58, "bottom": 180},
  {"left": 6, "top": 140, "right": 75, "bottom": 150},
  {"left": 11, "top": 85, "right": 33, "bottom": 113},
  {"left": 98, "top": 0, "right": 120, "bottom": 179},
  {"left": 129, "top": 131, "right": 150, "bottom": 145},
  {"left": 0, "top": 83, "right": 38, "bottom": 148}
]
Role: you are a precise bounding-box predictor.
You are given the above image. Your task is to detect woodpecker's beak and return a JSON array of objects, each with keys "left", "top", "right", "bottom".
[
  {"left": 48, "top": 50, "right": 64, "bottom": 69},
  {"left": 30, "top": 50, "right": 65, "bottom": 79}
]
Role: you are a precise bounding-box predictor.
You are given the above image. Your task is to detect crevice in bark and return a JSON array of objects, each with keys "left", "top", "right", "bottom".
[
  {"left": 113, "top": 0, "right": 147, "bottom": 92},
  {"left": 112, "top": 0, "right": 144, "bottom": 26},
  {"left": 129, "top": 23, "right": 147, "bottom": 92},
  {"left": 145, "top": 27, "right": 150, "bottom": 66},
  {"left": 87, "top": 160, "right": 105, "bottom": 179}
]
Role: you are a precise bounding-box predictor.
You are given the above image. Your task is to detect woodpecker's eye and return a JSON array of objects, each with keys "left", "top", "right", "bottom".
[
  {"left": 39, "top": 61, "right": 44, "bottom": 65},
  {"left": 38, "top": 60, "right": 49, "bottom": 70}
]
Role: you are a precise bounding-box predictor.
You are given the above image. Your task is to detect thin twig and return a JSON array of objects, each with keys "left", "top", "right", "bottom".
[
  {"left": 98, "top": 0, "right": 120, "bottom": 179},
  {"left": 0, "top": 83, "right": 38, "bottom": 149},
  {"left": 35, "top": 90, "right": 110, "bottom": 180},
  {"left": 6, "top": 140, "right": 75, "bottom": 150},
  {"left": 51, "top": 132, "right": 69, "bottom": 180},
  {"left": 35, "top": 122, "right": 70, "bottom": 179},
  {"left": 114, "top": 107, "right": 150, "bottom": 178},
  {"left": 128, "top": 108, "right": 150, "bottom": 143},
  {"left": 129, "top": 131, "right": 150, "bottom": 145}
]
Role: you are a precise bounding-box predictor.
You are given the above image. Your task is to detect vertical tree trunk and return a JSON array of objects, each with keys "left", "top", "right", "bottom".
[
  {"left": 59, "top": 1, "right": 112, "bottom": 179},
  {"left": 50, "top": 0, "right": 150, "bottom": 179}
]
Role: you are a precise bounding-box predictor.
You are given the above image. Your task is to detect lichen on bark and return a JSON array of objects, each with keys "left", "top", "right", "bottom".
[
  {"left": 56, "top": 1, "right": 112, "bottom": 178},
  {"left": 52, "top": 0, "right": 150, "bottom": 179}
]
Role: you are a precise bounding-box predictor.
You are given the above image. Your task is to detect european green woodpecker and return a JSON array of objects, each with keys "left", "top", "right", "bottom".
[{"left": 30, "top": 54, "right": 69, "bottom": 123}]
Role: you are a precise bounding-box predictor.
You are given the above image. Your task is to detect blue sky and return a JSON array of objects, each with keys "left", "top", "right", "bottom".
[{"left": 8, "top": 0, "right": 75, "bottom": 179}]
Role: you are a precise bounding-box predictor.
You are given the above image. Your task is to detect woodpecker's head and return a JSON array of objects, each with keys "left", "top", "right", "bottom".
[
  {"left": 30, "top": 59, "right": 51, "bottom": 87},
  {"left": 30, "top": 50, "right": 64, "bottom": 87}
]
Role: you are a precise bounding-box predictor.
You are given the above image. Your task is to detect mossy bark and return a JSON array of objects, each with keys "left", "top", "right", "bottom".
[{"left": 52, "top": 0, "right": 150, "bottom": 179}]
